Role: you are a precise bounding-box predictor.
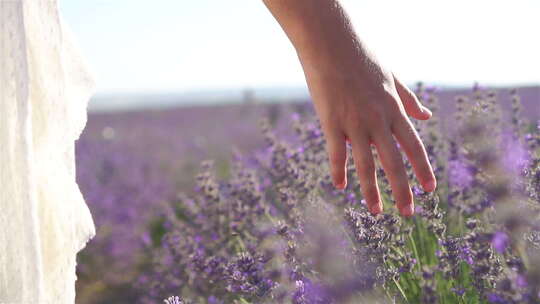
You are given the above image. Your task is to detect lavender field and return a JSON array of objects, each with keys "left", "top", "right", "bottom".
[{"left": 75, "top": 85, "right": 539, "bottom": 303}]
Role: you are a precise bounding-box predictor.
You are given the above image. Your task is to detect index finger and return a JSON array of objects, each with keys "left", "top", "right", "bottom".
[{"left": 392, "top": 116, "right": 437, "bottom": 192}]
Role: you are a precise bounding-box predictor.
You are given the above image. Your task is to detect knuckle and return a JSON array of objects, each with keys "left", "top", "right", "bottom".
[
  {"left": 405, "top": 135, "right": 424, "bottom": 153},
  {"left": 348, "top": 102, "right": 388, "bottom": 128},
  {"left": 394, "top": 120, "right": 424, "bottom": 148},
  {"left": 364, "top": 105, "right": 388, "bottom": 126},
  {"left": 406, "top": 123, "right": 420, "bottom": 140},
  {"left": 403, "top": 85, "right": 418, "bottom": 100},
  {"left": 356, "top": 160, "right": 375, "bottom": 178},
  {"left": 393, "top": 114, "right": 414, "bottom": 131},
  {"left": 329, "top": 153, "right": 346, "bottom": 168},
  {"left": 384, "top": 91, "right": 405, "bottom": 111},
  {"left": 386, "top": 158, "right": 404, "bottom": 174}
]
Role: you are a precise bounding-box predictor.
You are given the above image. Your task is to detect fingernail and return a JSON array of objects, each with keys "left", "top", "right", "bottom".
[
  {"left": 422, "top": 107, "right": 432, "bottom": 116},
  {"left": 401, "top": 204, "right": 414, "bottom": 217},
  {"left": 424, "top": 179, "right": 437, "bottom": 192},
  {"left": 335, "top": 180, "right": 346, "bottom": 190}
]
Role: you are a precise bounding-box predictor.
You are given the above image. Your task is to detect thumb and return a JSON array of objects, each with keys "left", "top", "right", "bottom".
[{"left": 393, "top": 74, "right": 432, "bottom": 120}]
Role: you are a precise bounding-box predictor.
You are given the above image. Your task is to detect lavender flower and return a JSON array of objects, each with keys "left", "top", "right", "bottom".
[
  {"left": 491, "top": 231, "right": 510, "bottom": 254},
  {"left": 76, "top": 86, "right": 540, "bottom": 303},
  {"left": 163, "top": 296, "right": 185, "bottom": 304}
]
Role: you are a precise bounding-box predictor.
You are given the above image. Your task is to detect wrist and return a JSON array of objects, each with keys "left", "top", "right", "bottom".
[
  {"left": 265, "top": 0, "right": 364, "bottom": 75},
  {"left": 288, "top": 18, "right": 368, "bottom": 78},
  {"left": 294, "top": 33, "right": 368, "bottom": 80}
]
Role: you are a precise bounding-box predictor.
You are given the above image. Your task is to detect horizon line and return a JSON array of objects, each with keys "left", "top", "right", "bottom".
[{"left": 92, "top": 82, "right": 540, "bottom": 97}]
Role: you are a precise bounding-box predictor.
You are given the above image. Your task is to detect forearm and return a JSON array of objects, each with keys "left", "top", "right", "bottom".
[{"left": 262, "top": 0, "right": 371, "bottom": 76}]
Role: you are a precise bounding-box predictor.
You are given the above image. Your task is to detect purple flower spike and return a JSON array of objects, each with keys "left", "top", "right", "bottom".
[
  {"left": 487, "top": 292, "right": 505, "bottom": 303},
  {"left": 426, "top": 85, "right": 438, "bottom": 93},
  {"left": 451, "top": 287, "right": 465, "bottom": 296},
  {"left": 412, "top": 186, "right": 424, "bottom": 196},
  {"left": 141, "top": 232, "right": 152, "bottom": 246},
  {"left": 516, "top": 274, "right": 528, "bottom": 288},
  {"left": 448, "top": 159, "right": 474, "bottom": 189},
  {"left": 491, "top": 231, "right": 509, "bottom": 253}
]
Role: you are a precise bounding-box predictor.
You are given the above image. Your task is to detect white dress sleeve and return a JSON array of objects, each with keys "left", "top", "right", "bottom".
[{"left": 0, "top": 0, "right": 96, "bottom": 303}]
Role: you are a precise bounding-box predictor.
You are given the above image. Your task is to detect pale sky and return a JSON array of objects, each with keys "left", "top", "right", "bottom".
[{"left": 60, "top": 0, "right": 540, "bottom": 94}]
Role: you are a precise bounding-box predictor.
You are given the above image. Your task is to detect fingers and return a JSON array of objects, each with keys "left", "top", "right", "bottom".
[
  {"left": 393, "top": 74, "right": 432, "bottom": 120},
  {"left": 325, "top": 127, "right": 348, "bottom": 189},
  {"left": 392, "top": 116, "right": 437, "bottom": 192},
  {"left": 350, "top": 134, "right": 382, "bottom": 215},
  {"left": 373, "top": 128, "right": 414, "bottom": 217}
]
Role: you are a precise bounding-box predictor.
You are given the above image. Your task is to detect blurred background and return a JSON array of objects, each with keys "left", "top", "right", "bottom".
[
  {"left": 62, "top": 0, "right": 539, "bottom": 111},
  {"left": 59, "top": 0, "right": 539, "bottom": 302}
]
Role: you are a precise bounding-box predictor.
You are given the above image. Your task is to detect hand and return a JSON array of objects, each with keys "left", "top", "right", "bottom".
[
  {"left": 303, "top": 52, "right": 436, "bottom": 217},
  {"left": 263, "top": 0, "right": 436, "bottom": 216}
]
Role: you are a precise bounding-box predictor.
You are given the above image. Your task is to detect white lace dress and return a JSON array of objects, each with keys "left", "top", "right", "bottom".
[{"left": 0, "top": 0, "right": 96, "bottom": 302}]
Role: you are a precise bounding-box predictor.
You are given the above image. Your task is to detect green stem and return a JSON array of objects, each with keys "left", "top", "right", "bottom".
[
  {"left": 239, "top": 298, "right": 251, "bottom": 304},
  {"left": 408, "top": 231, "right": 421, "bottom": 269},
  {"left": 393, "top": 277, "right": 409, "bottom": 303}
]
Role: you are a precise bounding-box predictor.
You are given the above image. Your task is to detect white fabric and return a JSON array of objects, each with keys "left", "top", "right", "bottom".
[{"left": 0, "top": 0, "right": 96, "bottom": 302}]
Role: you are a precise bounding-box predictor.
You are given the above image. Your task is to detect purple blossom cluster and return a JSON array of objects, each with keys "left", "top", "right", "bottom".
[
  {"left": 74, "top": 86, "right": 539, "bottom": 303},
  {"left": 133, "top": 85, "right": 540, "bottom": 303},
  {"left": 74, "top": 103, "right": 308, "bottom": 302}
]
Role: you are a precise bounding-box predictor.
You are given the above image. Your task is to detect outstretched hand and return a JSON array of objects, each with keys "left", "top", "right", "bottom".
[
  {"left": 263, "top": 0, "right": 437, "bottom": 216},
  {"left": 305, "top": 57, "right": 437, "bottom": 217}
]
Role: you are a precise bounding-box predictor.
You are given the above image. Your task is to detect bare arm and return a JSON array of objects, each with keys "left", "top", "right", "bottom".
[{"left": 263, "top": 0, "right": 436, "bottom": 217}]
